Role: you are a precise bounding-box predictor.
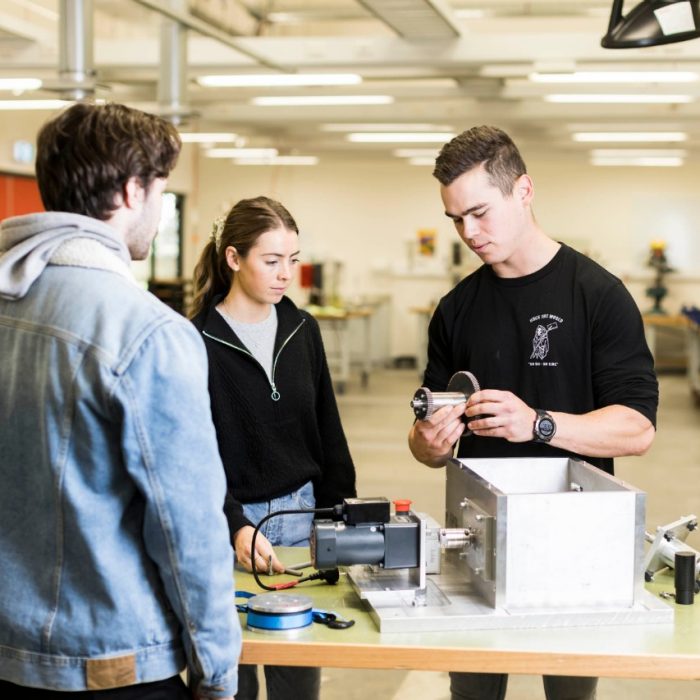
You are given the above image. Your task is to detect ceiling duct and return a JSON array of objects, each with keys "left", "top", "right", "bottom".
[
  {"left": 158, "top": 0, "right": 194, "bottom": 125},
  {"left": 357, "top": 0, "right": 461, "bottom": 39},
  {"left": 57, "top": 0, "right": 96, "bottom": 100}
]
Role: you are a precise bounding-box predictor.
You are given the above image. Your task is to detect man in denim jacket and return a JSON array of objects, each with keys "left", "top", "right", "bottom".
[{"left": 0, "top": 103, "right": 241, "bottom": 699}]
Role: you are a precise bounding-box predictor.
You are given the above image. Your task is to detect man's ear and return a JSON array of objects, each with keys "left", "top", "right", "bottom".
[
  {"left": 122, "top": 176, "right": 145, "bottom": 210},
  {"left": 514, "top": 173, "right": 534, "bottom": 207}
]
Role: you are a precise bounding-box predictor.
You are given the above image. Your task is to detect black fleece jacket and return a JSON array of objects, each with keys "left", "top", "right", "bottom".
[{"left": 191, "top": 295, "right": 356, "bottom": 538}]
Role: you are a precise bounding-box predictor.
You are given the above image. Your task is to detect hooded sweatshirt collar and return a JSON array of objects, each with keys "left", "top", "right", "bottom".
[{"left": 0, "top": 211, "right": 132, "bottom": 300}]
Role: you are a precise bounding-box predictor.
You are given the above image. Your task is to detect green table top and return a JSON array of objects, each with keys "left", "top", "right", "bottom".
[{"left": 234, "top": 548, "right": 700, "bottom": 680}]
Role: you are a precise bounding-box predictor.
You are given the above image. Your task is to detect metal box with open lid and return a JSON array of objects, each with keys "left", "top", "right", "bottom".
[{"left": 445, "top": 456, "right": 646, "bottom": 611}]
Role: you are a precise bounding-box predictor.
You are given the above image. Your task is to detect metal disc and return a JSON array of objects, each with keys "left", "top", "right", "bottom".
[
  {"left": 446, "top": 371, "right": 480, "bottom": 400},
  {"left": 247, "top": 592, "right": 313, "bottom": 615}
]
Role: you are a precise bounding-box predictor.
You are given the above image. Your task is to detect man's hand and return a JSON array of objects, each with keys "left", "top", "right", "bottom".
[
  {"left": 465, "top": 389, "right": 536, "bottom": 443},
  {"left": 233, "top": 526, "right": 285, "bottom": 573},
  {"left": 408, "top": 403, "right": 466, "bottom": 468}
]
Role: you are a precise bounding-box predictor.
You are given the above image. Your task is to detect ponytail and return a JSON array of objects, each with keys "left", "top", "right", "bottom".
[{"left": 189, "top": 240, "right": 231, "bottom": 319}]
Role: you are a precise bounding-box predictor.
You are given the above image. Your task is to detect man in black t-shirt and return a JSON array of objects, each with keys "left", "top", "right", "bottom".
[{"left": 408, "top": 126, "right": 658, "bottom": 700}]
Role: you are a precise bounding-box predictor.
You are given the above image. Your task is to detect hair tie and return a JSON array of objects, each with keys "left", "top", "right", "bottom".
[{"left": 210, "top": 216, "right": 225, "bottom": 252}]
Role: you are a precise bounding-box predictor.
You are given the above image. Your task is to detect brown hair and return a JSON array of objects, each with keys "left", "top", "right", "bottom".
[
  {"left": 190, "top": 196, "right": 299, "bottom": 318},
  {"left": 433, "top": 125, "right": 526, "bottom": 195},
  {"left": 35, "top": 102, "right": 181, "bottom": 220}
]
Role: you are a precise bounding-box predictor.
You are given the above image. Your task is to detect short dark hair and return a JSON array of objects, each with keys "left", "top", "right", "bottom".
[
  {"left": 35, "top": 102, "right": 181, "bottom": 220},
  {"left": 433, "top": 125, "right": 527, "bottom": 195}
]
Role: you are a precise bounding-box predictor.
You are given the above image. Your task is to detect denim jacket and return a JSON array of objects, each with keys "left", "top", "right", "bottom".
[{"left": 0, "top": 213, "right": 241, "bottom": 696}]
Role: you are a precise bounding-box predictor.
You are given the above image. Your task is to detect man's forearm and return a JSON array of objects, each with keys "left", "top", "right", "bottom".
[{"left": 548, "top": 405, "right": 655, "bottom": 458}]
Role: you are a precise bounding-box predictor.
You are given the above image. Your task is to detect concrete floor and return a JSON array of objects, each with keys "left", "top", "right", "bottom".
[{"left": 267, "top": 369, "right": 700, "bottom": 699}]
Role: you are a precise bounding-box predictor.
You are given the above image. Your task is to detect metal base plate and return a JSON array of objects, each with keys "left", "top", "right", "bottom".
[{"left": 347, "top": 565, "right": 673, "bottom": 634}]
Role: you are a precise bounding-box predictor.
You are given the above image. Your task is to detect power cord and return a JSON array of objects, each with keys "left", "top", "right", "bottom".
[{"left": 249, "top": 506, "right": 340, "bottom": 592}]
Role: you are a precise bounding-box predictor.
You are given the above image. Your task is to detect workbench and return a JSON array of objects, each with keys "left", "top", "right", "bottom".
[
  {"left": 409, "top": 305, "right": 434, "bottom": 378},
  {"left": 235, "top": 548, "right": 700, "bottom": 681},
  {"left": 643, "top": 312, "right": 700, "bottom": 403},
  {"left": 306, "top": 306, "right": 374, "bottom": 393}
]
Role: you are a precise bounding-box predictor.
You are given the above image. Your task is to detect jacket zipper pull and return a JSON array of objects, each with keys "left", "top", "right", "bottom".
[{"left": 271, "top": 384, "right": 280, "bottom": 401}]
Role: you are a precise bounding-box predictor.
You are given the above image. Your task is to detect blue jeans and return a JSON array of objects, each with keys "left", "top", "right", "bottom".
[
  {"left": 449, "top": 673, "right": 597, "bottom": 700},
  {"left": 242, "top": 480, "right": 316, "bottom": 548},
  {"left": 237, "top": 481, "right": 320, "bottom": 700}
]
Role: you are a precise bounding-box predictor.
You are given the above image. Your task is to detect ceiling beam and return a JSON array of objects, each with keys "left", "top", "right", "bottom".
[
  {"left": 356, "top": 0, "right": 461, "bottom": 39},
  {"left": 131, "top": 0, "right": 285, "bottom": 71}
]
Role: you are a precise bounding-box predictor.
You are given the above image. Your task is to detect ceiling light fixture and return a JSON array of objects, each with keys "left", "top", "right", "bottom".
[
  {"left": 252, "top": 96, "right": 393, "bottom": 106},
  {"left": 321, "top": 123, "right": 452, "bottom": 132},
  {"left": 408, "top": 157, "right": 437, "bottom": 166},
  {"left": 590, "top": 147, "right": 686, "bottom": 166},
  {"left": 601, "top": 0, "right": 700, "bottom": 49},
  {"left": 591, "top": 156, "right": 684, "bottom": 166},
  {"left": 530, "top": 70, "right": 698, "bottom": 83},
  {"left": 393, "top": 148, "right": 441, "bottom": 157},
  {"left": 591, "top": 148, "right": 687, "bottom": 157},
  {"left": 0, "top": 99, "right": 68, "bottom": 110},
  {"left": 347, "top": 132, "right": 455, "bottom": 143},
  {"left": 573, "top": 131, "right": 687, "bottom": 142},
  {"left": 197, "top": 73, "right": 362, "bottom": 87},
  {"left": 0, "top": 78, "right": 43, "bottom": 91},
  {"left": 205, "top": 148, "right": 278, "bottom": 158},
  {"left": 232, "top": 156, "right": 318, "bottom": 166},
  {"left": 545, "top": 94, "right": 693, "bottom": 103},
  {"left": 178, "top": 132, "right": 239, "bottom": 143}
]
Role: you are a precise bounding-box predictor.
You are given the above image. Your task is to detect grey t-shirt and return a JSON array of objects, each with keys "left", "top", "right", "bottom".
[{"left": 217, "top": 304, "right": 278, "bottom": 381}]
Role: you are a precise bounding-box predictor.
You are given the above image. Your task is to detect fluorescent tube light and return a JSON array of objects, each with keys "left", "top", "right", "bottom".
[
  {"left": 0, "top": 78, "right": 43, "bottom": 91},
  {"left": 408, "top": 157, "right": 437, "bottom": 166},
  {"left": 393, "top": 148, "right": 441, "bottom": 158},
  {"left": 321, "top": 123, "right": 451, "bottom": 132},
  {"left": 531, "top": 71, "right": 698, "bottom": 83},
  {"left": 252, "top": 95, "right": 393, "bottom": 106},
  {"left": 590, "top": 148, "right": 686, "bottom": 158},
  {"left": 590, "top": 147, "right": 686, "bottom": 166},
  {"left": 197, "top": 73, "right": 361, "bottom": 87},
  {"left": 573, "top": 132, "right": 687, "bottom": 142},
  {"left": 347, "top": 132, "right": 455, "bottom": 143},
  {"left": 232, "top": 156, "right": 318, "bottom": 166},
  {"left": 545, "top": 94, "right": 692, "bottom": 103},
  {"left": 179, "top": 132, "right": 239, "bottom": 143},
  {"left": 205, "top": 148, "right": 278, "bottom": 158},
  {"left": 591, "top": 157, "right": 684, "bottom": 167},
  {"left": 0, "top": 99, "right": 69, "bottom": 110}
]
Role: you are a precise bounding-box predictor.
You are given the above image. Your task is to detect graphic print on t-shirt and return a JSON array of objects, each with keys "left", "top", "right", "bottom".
[{"left": 528, "top": 313, "right": 562, "bottom": 366}]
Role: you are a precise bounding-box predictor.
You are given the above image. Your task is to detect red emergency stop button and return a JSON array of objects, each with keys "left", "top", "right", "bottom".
[{"left": 393, "top": 499, "right": 412, "bottom": 514}]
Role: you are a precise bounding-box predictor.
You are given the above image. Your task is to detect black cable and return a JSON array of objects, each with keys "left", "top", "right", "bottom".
[{"left": 249, "top": 507, "right": 335, "bottom": 591}]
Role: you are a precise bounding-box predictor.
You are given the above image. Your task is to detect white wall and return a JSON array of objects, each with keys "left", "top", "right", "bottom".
[
  {"left": 3, "top": 111, "right": 698, "bottom": 359},
  {"left": 191, "top": 150, "right": 700, "bottom": 357}
]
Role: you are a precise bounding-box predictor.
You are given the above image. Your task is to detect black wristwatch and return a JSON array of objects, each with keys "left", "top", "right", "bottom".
[{"left": 533, "top": 409, "right": 556, "bottom": 443}]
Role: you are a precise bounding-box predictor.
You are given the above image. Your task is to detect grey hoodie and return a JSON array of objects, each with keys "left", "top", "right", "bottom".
[{"left": 0, "top": 211, "right": 131, "bottom": 300}]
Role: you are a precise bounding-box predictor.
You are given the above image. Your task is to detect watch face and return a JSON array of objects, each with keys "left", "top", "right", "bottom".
[{"left": 538, "top": 417, "right": 555, "bottom": 439}]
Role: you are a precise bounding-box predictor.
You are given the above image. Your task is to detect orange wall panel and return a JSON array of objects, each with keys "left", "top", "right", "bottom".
[{"left": 0, "top": 173, "right": 44, "bottom": 220}]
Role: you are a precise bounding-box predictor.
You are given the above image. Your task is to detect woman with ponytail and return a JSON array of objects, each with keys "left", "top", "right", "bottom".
[{"left": 190, "top": 196, "right": 356, "bottom": 700}]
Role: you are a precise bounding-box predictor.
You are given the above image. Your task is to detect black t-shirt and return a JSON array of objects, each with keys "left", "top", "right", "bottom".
[{"left": 424, "top": 243, "right": 658, "bottom": 474}]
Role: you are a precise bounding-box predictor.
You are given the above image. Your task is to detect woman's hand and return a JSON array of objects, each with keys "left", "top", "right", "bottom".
[{"left": 233, "top": 525, "right": 285, "bottom": 573}]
